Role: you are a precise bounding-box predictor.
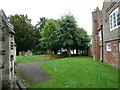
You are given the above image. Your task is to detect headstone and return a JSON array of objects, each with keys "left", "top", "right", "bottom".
[
  {"left": 19, "top": 51, "right": 22, "bottom": 56},
  {"left": 23, "top": 52, "right": 28, "bottom": 59},
  {"left": 27, "top": 50, "right": 32, "bottom": 56}
]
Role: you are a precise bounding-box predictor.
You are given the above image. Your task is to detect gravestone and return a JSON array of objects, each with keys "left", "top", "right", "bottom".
[
  {"left": 27, "top": 50, "right": 32, "bottom": 56},
  {"left": 19, "top": 51, "right": 22, "bottom": 56},
  {"left": 23, "top": 51, "right": 28, "bottom": 59}
]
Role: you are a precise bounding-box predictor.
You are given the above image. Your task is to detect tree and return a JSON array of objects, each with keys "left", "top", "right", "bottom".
[
  {"left": 59, "top": 13, "right": 78, "bottom": 57},
  {"left": 76, "top": 28, "right": 91, "bottom": 55},
  {"left": 36, "top": 17, "right": 47, "bottom": 30},
  {"left": 32, "top": 26, "right": 42, "bottom": 54},
  {"left": 40, "top": 19, "right": 59, "bottom": 55},
  {"left": 9, "top": 14, "right": 34, "bottom": 55}
]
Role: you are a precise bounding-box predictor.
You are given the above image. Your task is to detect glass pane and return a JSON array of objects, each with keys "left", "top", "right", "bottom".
[
  {"left": 117, "top": 13, "right": 120, "bottom": 26},
  {"left": 113, "top": 13, "right": 116, "bottom": 28},
  {"left": 110, "top": 15, "right": 113, "bottom": 29}
]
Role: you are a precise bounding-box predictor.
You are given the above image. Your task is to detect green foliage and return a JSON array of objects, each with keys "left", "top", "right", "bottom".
[
  {"left": 36, "top": 17, "right": 47, "bottom": 29},
  {"left": 28, "top": 57, "right": 118, "bottom": 88},
  {"left": 38, "top": 13, "right": 91, "bottom": 56},
  {"left": 40, "top": 19, "right": 60, "bottom": 51},
  {"left": 9, "top": 15, "right": 43, "bottom": 54},
  {"left": 59, "top": 13, "right": 77, "bottom": 48},
  {"left": 9, "top": 14, "right": 35, "bottom": 54},
  {"left": 9, "top": 13, "right": 91, "bottom": 55}
]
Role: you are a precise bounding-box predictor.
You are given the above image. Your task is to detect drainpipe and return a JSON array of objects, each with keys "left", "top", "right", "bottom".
[{"left": 101, "top": 25, "right": 104, "bottom": 62}]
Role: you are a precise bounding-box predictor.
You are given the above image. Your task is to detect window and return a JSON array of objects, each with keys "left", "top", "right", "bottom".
[
  {"left": 2, "top": 50, "right": 5, "bottom": 55},
  {"left": 2, "top": 37, "right": 5, "bottom": 41},
  {"left": 10, "top": 55, "right": 14, "bottom": 61},
  {"left": 10, "top": 34, "right": 13, "bottom": 38},
  {"left": 99, "top": 31, "right": 102, "bottom": 40},
  {"left": 0, "top": 37, "right": 5, "bottom": 41},
  {"left": 11, "top": 42, "right": 14, "bottom": 50},
  {"left": 106, "top": 43, "right": 111, "bottom": 51},
  {"left": 0, "top": 50, "right": 5, "bottom": 55},
  {"left": 109, "top": 7, "right": 120, "bottom": 31}
]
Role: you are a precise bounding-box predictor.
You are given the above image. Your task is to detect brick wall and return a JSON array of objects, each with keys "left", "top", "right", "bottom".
[
  {"left": 92, "top": 7, "right": 102, "bottom": 61},
  {"left": 104, "top": 40, "right": 120, "bottom": 67}
]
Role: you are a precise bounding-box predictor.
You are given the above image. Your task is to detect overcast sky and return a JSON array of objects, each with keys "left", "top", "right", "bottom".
[{"left": 0, "top": 0, "right": 104, "bottom": 35}]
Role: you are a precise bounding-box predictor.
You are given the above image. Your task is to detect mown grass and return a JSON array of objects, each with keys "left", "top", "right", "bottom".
[
  {"left": 28, "top": 56, "right": 119, "bottom": 88},
  {"left": 16, "top": 55, "right": 49, "bottom": 63},
  {"left": 16, "top": 54, "right": 67, "bottom": 63}
]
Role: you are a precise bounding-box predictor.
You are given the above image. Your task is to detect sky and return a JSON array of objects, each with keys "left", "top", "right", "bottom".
[{"left": 0, "top": 0, "right": 104, "bottom": 35}]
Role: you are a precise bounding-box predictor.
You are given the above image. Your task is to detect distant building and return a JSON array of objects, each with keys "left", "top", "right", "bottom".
[
  {"left": 0, "top": 9, "right": 16, "bottom": 89},
  {"left": 92, "top": 0, "right": 120, "bottom": 68}
]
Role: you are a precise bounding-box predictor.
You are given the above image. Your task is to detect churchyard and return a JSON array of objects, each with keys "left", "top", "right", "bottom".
[
  {"left": 16, "top": 55, "right": 119, "bottom": 88},
  {"left": 1, "top": 0, "right": 120, "bottom": 88}
]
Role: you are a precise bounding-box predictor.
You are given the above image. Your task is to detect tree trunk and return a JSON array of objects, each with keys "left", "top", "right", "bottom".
[
  {"left": 47, "top": 49, "right": 49, "bottom": 55},
  {"left": 82, "top": 49, "right": 83, "bottom": 56},
  {"left": 48, "top": 49, "right": 52, "bottom": 56},
  {"left": 73, "top": 49, "right": 74, "bottom": 54},
  {"left": 68, "top": 47, "right": 71, "bottom": 57},
  {"left": 76, "top": 48, "right": 78, "bottom": 55},
  {"left": 60, "top": 48, "right": 62, "bottom": 54},
  {"left": 54, "top": 50, "right": 58, "bottom": 54}
]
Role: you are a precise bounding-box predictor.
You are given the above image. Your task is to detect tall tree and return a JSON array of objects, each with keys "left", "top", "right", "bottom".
[
  {"left": 9, "top": 14, "right": 34, "bottom": 55},
  {"left": 59, "top": 13, "right": 78, "bottom": 57},
  {"left": 40, "top": 19, "right": 59, "bottom": 55},
  {"left": 75, "top": 27, "right": 91, "bottom": 55}
]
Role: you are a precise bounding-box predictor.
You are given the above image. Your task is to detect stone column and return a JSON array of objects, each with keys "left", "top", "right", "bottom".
[{"left": 0, "top": 15, "right": 2, "bottom": 90}]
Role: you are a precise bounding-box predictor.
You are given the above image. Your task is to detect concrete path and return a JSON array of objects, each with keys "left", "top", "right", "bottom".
[{"left": 17, "top": 60, "right": 53, "bottom": 86}]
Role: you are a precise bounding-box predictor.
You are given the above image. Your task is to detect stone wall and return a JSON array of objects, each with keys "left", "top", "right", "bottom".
[
  {"left": 88, "top": 45, "right": 93, "bottom": 57},
  {"left": 0, "top": 13, "right": 3, "bottom": 90},
  {"left": 0, "top": 9, "right": 16, "bottom": 89}
]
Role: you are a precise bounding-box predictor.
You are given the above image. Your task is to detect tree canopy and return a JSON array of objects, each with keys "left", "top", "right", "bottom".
[{"left": 9, "top": 13, "right": 91, "bottom": 56}]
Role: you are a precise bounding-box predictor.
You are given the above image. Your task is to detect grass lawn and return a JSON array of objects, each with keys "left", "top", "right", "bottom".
[
  {"left": 16, "top": 55, "right": 49, "bottom": 63},
  {"left": 16, "top": 54, "right": 67, "bottom": 63},
  {"left": 28, "top": 56, "right": 119, "bottom": 88}
]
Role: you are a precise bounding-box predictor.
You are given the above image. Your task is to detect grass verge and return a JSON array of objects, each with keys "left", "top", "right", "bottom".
[{"left": 28, "top": 56, "right": 119, "bottom": 88}]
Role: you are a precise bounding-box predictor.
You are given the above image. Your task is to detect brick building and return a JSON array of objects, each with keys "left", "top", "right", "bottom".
[
  {"left": 0, "top": 9, "right": 17, "bottom": 89},
  {"left": 92, "top": 0, "right": 120, "bottom": 68},
  {"left": 92, "top": 7, "right": 103, "bottom": 61},
  {"left": 102, "top": 0, "right": 120, "bottom": 67}
]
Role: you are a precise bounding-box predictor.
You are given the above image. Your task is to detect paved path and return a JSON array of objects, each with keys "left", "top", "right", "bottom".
[{"left": 17, "top": 60, "right": 53, "bottom": 86}]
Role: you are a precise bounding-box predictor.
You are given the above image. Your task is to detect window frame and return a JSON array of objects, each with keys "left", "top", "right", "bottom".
[
  {"left": 106, "top": 43, "right": 111, "bottom": 51},
  {"left": 109, "top": 7, "right": 120, "bottom": 31}
]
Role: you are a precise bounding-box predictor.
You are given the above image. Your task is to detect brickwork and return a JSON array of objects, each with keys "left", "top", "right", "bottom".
[
  {"left": 92, "top": 7, "right": 102, "bottom": 61},
  {"left": 92, "top": 1, "right": 120, "bottom": 68},
  {"left": 102, "top": 1, "right": 120, "bottom": 68},
  {"left": 104, "top": 40, "right": 120, "bottom": 67}
]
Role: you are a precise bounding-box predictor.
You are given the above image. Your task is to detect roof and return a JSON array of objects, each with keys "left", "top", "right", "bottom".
[{"left": 0, "top": 9, "right": 15, "bottom": 34}]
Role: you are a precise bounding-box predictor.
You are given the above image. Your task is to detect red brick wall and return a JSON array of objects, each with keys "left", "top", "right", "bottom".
[
  {"left": 88, "top": 45, "right": 93, "bottom": 57},
  {"left": 92, "top": 8, "right": 102, "bottom": 61},
  {"left": 104, "top": 40, "right": 120, "bottom": 68}
]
